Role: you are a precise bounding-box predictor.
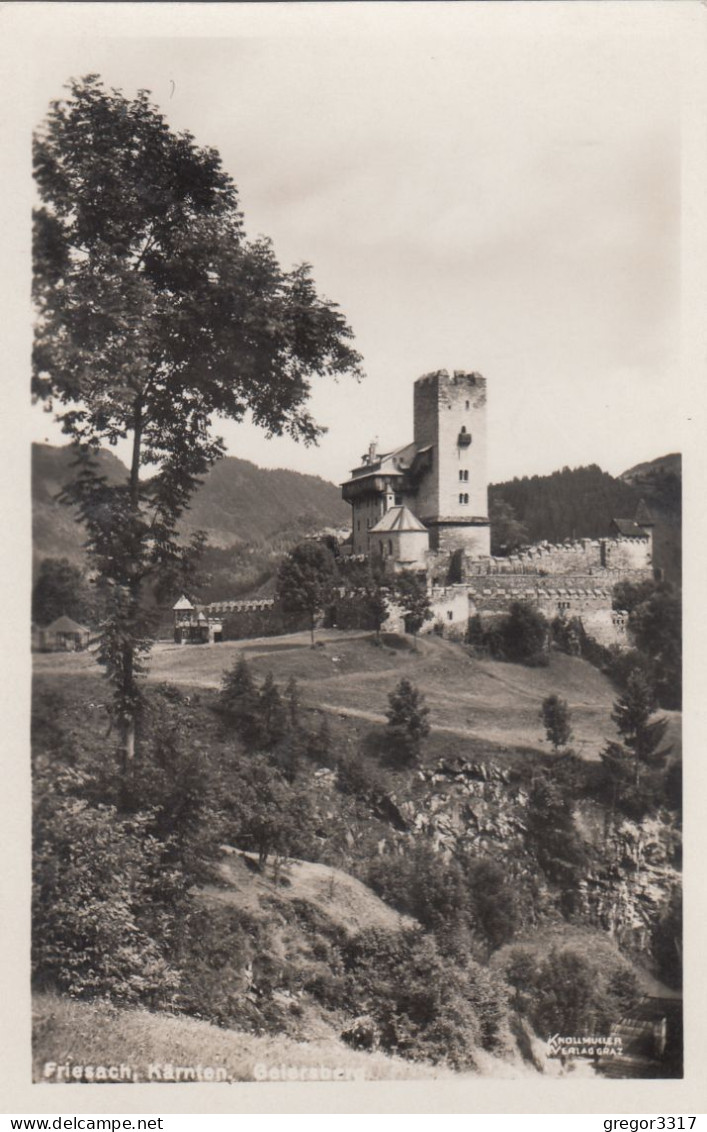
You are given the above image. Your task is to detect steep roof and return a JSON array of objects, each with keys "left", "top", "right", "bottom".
[
  {"left": 46, "top": 615, "right": 89, "bottom": 634},
  {"left": 370, "top": 505, "right": 428, "bottom": 534},
  {"left": 173, "top": 595, "right": 194, "bottom": 610},
  {"left": 611, "top": 518, "right": 648, "bottom": 538},
  {"left": 635, "top": 499, "right": 655, "bottom": 527}
]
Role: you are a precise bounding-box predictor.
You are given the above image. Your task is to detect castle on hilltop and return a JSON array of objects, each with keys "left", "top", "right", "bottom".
[{"left": 341, "top": 370, "right": 655, "bottom": 645}]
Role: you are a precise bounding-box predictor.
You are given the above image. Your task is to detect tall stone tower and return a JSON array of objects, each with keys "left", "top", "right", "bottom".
[{"left": 413, "top": 370, "right": 490, "bottom": 556}]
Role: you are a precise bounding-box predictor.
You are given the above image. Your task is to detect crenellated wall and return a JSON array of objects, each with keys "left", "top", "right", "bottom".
[{"left": 460, "top": 535, "right": 652, "bottom": 578}]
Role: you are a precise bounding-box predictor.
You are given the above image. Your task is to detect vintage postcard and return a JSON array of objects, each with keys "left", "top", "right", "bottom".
[{"left": 1, "top": 0, "right": 706, "bottom": 1116}]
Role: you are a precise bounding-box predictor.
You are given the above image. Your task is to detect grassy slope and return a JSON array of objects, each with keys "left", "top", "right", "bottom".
[
  {"left": 32, "top": 629, "right": 666, "bottom": 760},
  {"left": 32, "top": 992, "right": 450, "bottom": 1083},
  {"left": 208, "top": 849, "right": 416, "bottom": 935}
]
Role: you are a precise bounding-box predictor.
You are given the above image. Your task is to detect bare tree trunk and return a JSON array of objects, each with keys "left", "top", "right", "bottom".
[{"left": 121, "top": 397, "right": 143, "bottom": 769}]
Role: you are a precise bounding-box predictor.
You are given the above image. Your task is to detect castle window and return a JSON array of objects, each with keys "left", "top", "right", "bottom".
[
  {"left": 388, "top": 540, "right": 393, "bottom": 556},
  {"left": 465, "top": 400, "right": 470, "bottom": 410},
  {"left": 394, "top": 494, "right": 402, "bottom": 505},
  {"left": 459, "top": 493, "right": 469, "bottom": 505},
  {"left": 458, "top": 426, "right": 472, "bottom": 448},
  {"left": 447, "top": 610, "right": 454, "bottom": 621},
  {"left": 458, "top": 469, "right": 469, "bottom": 482}
]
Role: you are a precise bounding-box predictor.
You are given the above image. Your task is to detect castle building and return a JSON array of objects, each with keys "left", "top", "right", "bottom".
[
  {"left": 341, "top": 369, "right": 655, "bottom": 646},
  {"left": 342, "top": 370, "right": 490, "bottom": 559}
]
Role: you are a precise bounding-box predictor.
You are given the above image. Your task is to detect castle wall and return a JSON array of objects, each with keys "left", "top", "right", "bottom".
[
  {"left": 462, "top": 536, "right": 652, "bottom": 577},
  {"left": 603, "top": 537, "right": 653, "bottom": 572},
  {"left": 428, "top": 585, "right": 472, "bottom": 641},
  {"left": 418, "top": 570, "right": 640, "bottom": 647}
]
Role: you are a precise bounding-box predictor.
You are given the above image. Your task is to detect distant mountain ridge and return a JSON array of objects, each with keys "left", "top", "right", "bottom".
[
  {"left": 33, "top": 444, "right": 681, "bottom": 587},
  {"left": 32, "top": 443, "right": 349, "bottom": 573}
]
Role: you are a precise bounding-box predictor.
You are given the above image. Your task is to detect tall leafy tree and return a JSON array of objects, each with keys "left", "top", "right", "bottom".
[
  {"left": 276, "top": 540, "right": 338, "bottom": 645},
  {"left": 500, "top": 601, "right": 549, "bottom": 664},
  {"left": 393, "top": 570, "right": 432, "bottom": 646},
  {"left": 33, "top": 77, "right": 362, "bottom": 769},
  {"left": 32, "top": 557, "right": 93, "bottom": 626}
]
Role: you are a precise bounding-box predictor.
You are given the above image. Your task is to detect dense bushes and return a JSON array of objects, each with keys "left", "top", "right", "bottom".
[
  {"left": 498, "top": 942, "right": 640, "bottom": 1038},
  {"left": 342, "top": 926, "right": 510, "bottom": 1068},
  {"left": 32, "top": 767, "right": 181, "bottom": 1004},
  {"left": 468, "top": 602, "right": 550, "bottom": 666},
  {"left": 367, "top": 843, "right": 521, "bottom": 956}
]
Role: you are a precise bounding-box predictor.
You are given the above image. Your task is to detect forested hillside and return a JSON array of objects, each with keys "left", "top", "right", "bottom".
[{"left": 32, "top": 443, "right": 349, "bottom": 578}]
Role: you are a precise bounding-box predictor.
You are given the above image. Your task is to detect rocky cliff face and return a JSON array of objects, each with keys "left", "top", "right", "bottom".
[
  {"left": 382, "top": 756, "right": 680, "bottom": 965},
  {"left": 574, "top": 803, "right": 681, "bottom": 955}
]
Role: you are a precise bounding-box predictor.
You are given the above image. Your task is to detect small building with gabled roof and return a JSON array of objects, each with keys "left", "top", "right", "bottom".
[
  {"left": 172, "top": 595, "right": 223, "bottom": 645},
  {"left": 369, "top": 505, "right": 429, "bottom": 570},
  {"left": 42, "top": 615, "right": 91, "bottom": 652}
]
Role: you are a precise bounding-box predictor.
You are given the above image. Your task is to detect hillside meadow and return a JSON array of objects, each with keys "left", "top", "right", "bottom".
[{"left": 32, "top": 629, "right": 648, "bottom": 761}]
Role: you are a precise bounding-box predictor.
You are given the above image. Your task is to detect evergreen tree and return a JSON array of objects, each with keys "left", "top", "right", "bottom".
[
  {"left": 259, "top": 672, "right": 287, "bottom": 748},
  {"left": 386, "top": 678, "right": 430, "bottom": 764},
  {"left": 219, "top": 657, "right": 262, "bottom": 748},
  {"left": 610, "top": 669, "right": 670, "bottom": 787},
  {"left": 540, "top": 694, "right": 573, "bottom": 753},
  {"left": 285, "top": 676, "right": 301, "bottom": 728}
]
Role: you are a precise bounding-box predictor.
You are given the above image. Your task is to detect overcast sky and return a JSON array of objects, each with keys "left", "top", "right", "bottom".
[{"left": 26, "top": 3, "right": 692, "bottom": 485}]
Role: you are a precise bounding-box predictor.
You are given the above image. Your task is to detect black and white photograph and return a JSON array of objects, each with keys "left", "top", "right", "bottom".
[{"left": 2, "top": 0, "right": 705, "bottom": 1115}]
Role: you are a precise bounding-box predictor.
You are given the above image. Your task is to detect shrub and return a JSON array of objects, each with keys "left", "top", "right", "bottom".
[
  {"left": 169, "top": 903, "right": 290, "bottom": 1030},
  {"left": 32, "top": 770, "right": 180, "bottom": 1004}
]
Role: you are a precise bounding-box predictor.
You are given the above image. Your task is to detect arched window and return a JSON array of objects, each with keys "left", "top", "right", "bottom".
[{"left": 388, "top": 539, "right": 393, "bottom": 556}]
